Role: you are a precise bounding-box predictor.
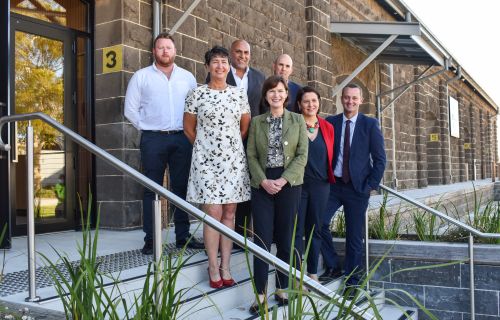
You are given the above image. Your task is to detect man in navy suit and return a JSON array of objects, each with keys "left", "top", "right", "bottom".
[
  {"left": 272, "top": 54, "right": 301, "bottom": 113},
  {"left": 319, "top": 83, "right": 386, "bottom": 292}
]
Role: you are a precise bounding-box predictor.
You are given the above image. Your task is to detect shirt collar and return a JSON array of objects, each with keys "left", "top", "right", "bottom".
[
  {"left": 343, "top": 112, "right": 358, "bottom": 125},
  {"left": 231, "top": 65, "right": 249, "bottom": 79},
  {"left": 152, "top": 62, "right": 176, "bottom": 74}
]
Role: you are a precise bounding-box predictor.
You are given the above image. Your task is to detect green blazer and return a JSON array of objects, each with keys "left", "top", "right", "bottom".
[{"left": 247, "top": 110, "right": 308, "bottom": 188}]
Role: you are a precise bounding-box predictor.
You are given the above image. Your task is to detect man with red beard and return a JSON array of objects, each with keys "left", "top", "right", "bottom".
[{"left": 125, "top": 33, "right": 203, "bottom": 255}]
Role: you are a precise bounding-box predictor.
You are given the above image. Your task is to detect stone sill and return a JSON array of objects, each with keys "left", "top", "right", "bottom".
[{"left": 332, "top": 238, "right": 500, "bottom": 264}]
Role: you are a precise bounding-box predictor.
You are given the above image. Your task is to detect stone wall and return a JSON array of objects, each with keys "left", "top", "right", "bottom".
[
  {"left": 330, "top": 239, "right": 500, "bottom": 319},
  {"left": 331, "top": 0, "right": 497, "bottom": 190},
  {"left": 92, "top": 0, "right": 498, "bottom": 229},
  {"left": 93, "top": 0, "right": 153, "bottom": 229}
]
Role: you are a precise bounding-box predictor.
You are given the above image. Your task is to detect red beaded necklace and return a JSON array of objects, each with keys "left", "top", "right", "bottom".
[{"left": 306, "top": 121, "right": 319, "bottom": 133}]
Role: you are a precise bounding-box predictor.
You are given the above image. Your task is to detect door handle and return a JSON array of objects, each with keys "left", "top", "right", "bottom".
[
  {"left": 0, "top": 102, "right": 6, "bottom": 160},
  {"left": 11, "top": 122, "right": 18, "bottom": 163}
]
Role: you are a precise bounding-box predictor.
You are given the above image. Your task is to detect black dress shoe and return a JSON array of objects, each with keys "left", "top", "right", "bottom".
[
  {"left": 176, "top": 237, "right": 205, "bottom": 249},
  {"left": 249, "top": 302, "right": 260, "bottom": 315},
  {"left": 141, "top": 240, "right": 153, "bottom": 255},
  {"left": 274, "top": 293, "right": 289, "bottom": 306},
  {"left": 342, "top": 286, "right": 359, "bottom": 300},
  {"left": 319, "top": 267, "right": 343, "bottom": 282}
]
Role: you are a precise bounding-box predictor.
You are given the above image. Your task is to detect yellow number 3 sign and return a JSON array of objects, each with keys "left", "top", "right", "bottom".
[{"left": 102, "top": 45, "right": 123, "bottom": 73}]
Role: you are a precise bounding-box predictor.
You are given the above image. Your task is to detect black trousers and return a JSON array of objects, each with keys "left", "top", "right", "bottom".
[
  {"left": 235, "top": 200, "right": 251, "bottom": 236},
  {"left": 251, "top": 167, "right": 301, "bottom": 294},
  {"left": 295, "top": 179, "right": 330, "bottom": 274},
  {"left": 140, "top": 131, "right": 192, "bottom": 242}
]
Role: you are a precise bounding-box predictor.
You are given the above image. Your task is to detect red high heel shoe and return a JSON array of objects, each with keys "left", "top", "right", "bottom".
[
  {"left": 220, "top": 268, "right": 235, "bottom": 287},
  {"left": 208, "top": 268, "right": 223, "bottom": 289}
]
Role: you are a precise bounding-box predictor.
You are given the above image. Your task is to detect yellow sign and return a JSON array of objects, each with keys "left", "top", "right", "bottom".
[
  {"left": 429, "top": 134, "right": 439, "bottom": 142},
  {"left": 102, "top": 45, "right": 123, "bottom": 73},
  {"left": 464, "top": 143, "right": 471, "bottom": 150}
]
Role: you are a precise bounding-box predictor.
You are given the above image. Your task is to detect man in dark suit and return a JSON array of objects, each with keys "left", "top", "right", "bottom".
[
  {"left": 272, "top": 54, "right": 301, "bottom": 113},
  {"left": 207, "top": 39, "right": 265, "bottom": 236},
  {"left": 319, "top": 83, "right": 386, "bottom": 292},
  {"left": 208, "top": 39, "right": 265, "bottom": 117}
]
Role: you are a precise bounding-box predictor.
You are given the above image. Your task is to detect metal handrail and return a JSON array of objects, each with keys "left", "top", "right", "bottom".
[
  {"left": 371, "top": 184, "right": 500, "bottom": 320},
  {"left": 379, "top": 184, "right": 500, "bottom": 239},
  {"left": 0, "top": 113, "right": 374, "bottom": 319}
]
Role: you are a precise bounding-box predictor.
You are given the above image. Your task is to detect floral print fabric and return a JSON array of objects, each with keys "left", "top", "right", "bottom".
[
  {"left": 266, "top": 115, "right": 284, "bottom": 168},
  {"left": 185, "top": 85, "right": 251, "bottom": 204}
]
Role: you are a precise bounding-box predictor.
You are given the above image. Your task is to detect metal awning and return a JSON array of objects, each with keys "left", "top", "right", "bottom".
[
  {"left": 331, "top": 21, "right": 445, "bottom": 66},
  {"left": 330, "top": 21, "right": 450, "bottom": 98}
]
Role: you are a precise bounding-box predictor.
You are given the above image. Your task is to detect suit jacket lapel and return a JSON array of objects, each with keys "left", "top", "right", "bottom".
[
  {"left": 351, "top": 113, "right": 363, "bottom": 153},
  {"left": 226, "top": 71, "right": 236, "bottom": 86},
  {"left": 260, "top": 112, "right": 269, "bottom": 141},
  {"left": 333, "top": 115, "right": 342, "bottom": 160},
  {"left": 282, "top": 110, "right": 291, "bottom": 139},
  {"left": 247, "top": 68, "right": 255, "bottom": 96}
]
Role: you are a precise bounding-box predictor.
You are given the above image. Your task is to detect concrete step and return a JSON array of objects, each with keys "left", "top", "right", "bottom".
[
  {"left": 378, "top": 305, "right": 418, "bottom": 319},
  {"left": 204, "top": 276, "right": 343, "bottom": 320}
]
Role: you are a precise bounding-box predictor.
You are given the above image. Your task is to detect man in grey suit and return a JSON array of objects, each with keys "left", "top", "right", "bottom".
[{"left": 227, "top": 39, "right": 266, "bottom": 116}]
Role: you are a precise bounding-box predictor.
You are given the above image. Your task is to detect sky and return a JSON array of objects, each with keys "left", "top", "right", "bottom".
[
  {"left": 403, "top": 0, "right": 500, "bottom": 157},
  {"left": 403, "top": 0, "right": 500, "bottom": 106}
]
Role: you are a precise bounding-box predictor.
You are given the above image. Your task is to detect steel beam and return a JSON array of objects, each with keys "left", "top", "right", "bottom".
[
  {"left": 332, "top": 34, "right": 398, "bottom": 99},
  {"left": 169, "top": 0, "right": 203, "bottom": 35},
  {"left": 331, "top": 21, "right": 421, "bottom": 36}
]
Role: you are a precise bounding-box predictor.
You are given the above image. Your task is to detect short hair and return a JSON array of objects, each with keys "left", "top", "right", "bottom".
[
  {"left": 341, "top": 83, "right": 363, "bottom": 98},
  {"left": 204, "top": 46, "right": 231, "bottom": 66},
  {"left": 260, "top": 76, "right": 289, "bottom": 110},
  {"left": 153, "top": 33, "right": 175, "bottom": 49},
  {"left": 296, "top": 86, "right": 321, "bottom": 114}
]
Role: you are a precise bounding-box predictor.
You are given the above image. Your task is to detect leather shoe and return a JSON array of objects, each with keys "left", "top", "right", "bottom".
[
  {"left": 274, "top": 293, "right": 288, "bottom": 306},
  {"left": 249, "top": 302, "right": 260, "bottom": 315},
  {"left": 141, "top": 240, "right": 153, "bottom": 255},
  {"left": 342, "top": 286, "right": 359, "bottom": 300},
  {"left": 176, "top": 237, "right": 204, "bottom": 249},
  {"left": 319, "top": 267, "right": 343, "bottom": 282},
  {"left": 208, "top": 269, "right": 223, "bottom": 289},
  {"left": 249, "top": 295, "right": 266, "bottom": 315}
]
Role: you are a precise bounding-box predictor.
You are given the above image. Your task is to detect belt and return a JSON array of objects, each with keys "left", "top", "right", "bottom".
[{"left": 142, "top": 130, "right": 183, "bottom": 135}]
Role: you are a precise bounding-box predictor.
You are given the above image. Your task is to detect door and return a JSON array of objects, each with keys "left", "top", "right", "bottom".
[
  {"left": 10, "top": 14, "right": 76, "bottom": 235},
  {"left": 0, "top": 0, "right": 10, "bottom": 248}
]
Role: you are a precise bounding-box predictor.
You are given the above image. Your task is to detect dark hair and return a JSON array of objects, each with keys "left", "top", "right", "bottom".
[
  {"left": 341, "top": 83, "right": 363, "bottom": 98},
  {"left": 204, "top": 46, "right": 231, "bottom": 66},
  {"left": 153, "top": 32, "right": 175, "bottom": 49},
  {"left": 296, "top": 86, "right": 321, "bottom": 114},
  {"left": 260, "top": 76, "right": 289, "bottom": 110}
]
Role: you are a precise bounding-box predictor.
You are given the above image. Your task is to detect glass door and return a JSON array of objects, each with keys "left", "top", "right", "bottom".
[{"left": 10, "top": 14, "right": 75, "bottom": 235}]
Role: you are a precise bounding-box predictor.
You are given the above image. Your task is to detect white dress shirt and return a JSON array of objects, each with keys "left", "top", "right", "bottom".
[
  {"left": 230, "top": 65, "right": 249, "bottom": 91},
  {"left": 334, "top": 113, "right": 359, "bottom": 177},
  {"left": 124, "top": 63, "right": 197, "bottom": 131}
]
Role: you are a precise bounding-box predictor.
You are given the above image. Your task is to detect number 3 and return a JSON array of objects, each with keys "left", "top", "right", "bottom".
[{"left": 105, "top": 50, "right": 117, "bottom": 68}]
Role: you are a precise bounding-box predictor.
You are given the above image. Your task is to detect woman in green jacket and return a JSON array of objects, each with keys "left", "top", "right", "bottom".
[{"left": 246, "top": 75, "right": 308, "bottom": 314}]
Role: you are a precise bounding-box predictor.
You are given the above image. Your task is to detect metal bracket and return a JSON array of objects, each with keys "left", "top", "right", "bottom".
[
  {"left": 332, "top": 34, "right": 399, "bottom": 99},
  {"left": 168, "top": 0, "right": 203, "bottom": 36}
]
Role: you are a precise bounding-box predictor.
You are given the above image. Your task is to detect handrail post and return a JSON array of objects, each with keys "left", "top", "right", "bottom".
[
  {"left": 365, "top": 208, "right": 370, "bottom": 291},
  {"left": 153, "top": 194, "right": 162, "bottom": 307},
  {"left": 25, "top": 122, "right": 40, "bottom": 302},
  {"left": 0, "top": 113, "right": 374, "bottom": 319},
  {"left": 468, "top": 233, "right": 475, "bottom": 320}
]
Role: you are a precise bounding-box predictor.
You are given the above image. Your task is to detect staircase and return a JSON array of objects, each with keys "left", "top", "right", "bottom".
[
  {"left": 0, "top": 240, "right": 418, "bottom": 319},
  {"left": 166, "top": 248, "right": 418, "bottom": 319}
]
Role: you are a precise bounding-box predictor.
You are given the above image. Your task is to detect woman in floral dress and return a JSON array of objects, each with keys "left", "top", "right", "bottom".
[{"left": 183, "top": 46, "right": 251, "bottom": 288}]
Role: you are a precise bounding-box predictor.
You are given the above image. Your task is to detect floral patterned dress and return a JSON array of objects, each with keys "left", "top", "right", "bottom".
[{"left": 185, "top": 85, "right": 251, "bottom": 204}]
